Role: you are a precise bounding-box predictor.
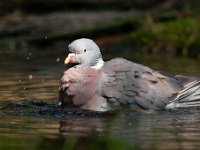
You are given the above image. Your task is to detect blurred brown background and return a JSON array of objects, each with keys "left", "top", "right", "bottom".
[{"left": 0, "top": 0, "right": 199, "bottom": 73}]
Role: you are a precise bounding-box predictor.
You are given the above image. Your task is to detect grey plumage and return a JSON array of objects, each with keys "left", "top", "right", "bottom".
[
  {"left": 59, "top": 38, "right": 200, "bottom": 112},
  {"left": 101, "top": 58, "right": 182, "bottom": 111}
]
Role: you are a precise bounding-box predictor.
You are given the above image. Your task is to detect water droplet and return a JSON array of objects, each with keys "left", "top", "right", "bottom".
[
  {"left": 45, "top": 36, "right": 48, "bottom": 39},
  {"left": 56, "top": 58, "right": 60, "bottom": 62},
  {"left": 26, "top": 57, "right": 30, "bottom": 60},
  {"left": 28, "top": 75, "right": 33, "bottom": 80}
]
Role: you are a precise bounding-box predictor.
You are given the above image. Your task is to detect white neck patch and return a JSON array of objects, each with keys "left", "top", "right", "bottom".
[{"left": 91, "top": 58, "right": 104, "bottom": 69}]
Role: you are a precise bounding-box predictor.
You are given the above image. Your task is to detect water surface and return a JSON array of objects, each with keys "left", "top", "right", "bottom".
[{"left": 0, "top": 50, "right": 200, "bottom": 150}]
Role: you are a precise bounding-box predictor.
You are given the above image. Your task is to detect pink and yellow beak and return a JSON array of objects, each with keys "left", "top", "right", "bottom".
[{"left": 64, "top": 53, "right": 76, "bottom": 64}]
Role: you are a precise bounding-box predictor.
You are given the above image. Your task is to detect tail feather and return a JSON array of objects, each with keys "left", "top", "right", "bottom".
[
  {"left": 177, "top": 84, "right": 200, "bottom": 102},
  {"left": 166, "top": 80, "right": 200, "bottom": 109},
  {"left": 182, "top": 80, "right": 200, "bottom": 93}
]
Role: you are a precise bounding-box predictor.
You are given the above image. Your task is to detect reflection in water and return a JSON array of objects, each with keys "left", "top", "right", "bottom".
[
  {"left": 56, "top": 111, "right": 200, "bottom": 150},
  {"left": 1, "top": 111, "right": 200, "bottom": 150},
  {"left": 57, "top": 111, "right": 199, "bottom": 150},
  {"left": 59, "top": 117, "right": 107, "bottom": 137},
  {"left": 0, "top": 53, "right": 200, "bottom": 150}
]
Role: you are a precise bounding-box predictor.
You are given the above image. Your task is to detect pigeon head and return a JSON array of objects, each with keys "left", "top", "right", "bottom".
[{"left": 64, "top": 38, "right": 104, "bottom": 69}]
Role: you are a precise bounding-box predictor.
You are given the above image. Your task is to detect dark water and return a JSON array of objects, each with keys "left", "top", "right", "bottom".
[{"left": 0, "top": 50, "right": 200, "bottom": 150}]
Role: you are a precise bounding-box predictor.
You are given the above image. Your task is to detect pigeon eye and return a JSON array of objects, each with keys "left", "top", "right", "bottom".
[{"left": 84, "top": 49, "right": 86, "bottom": 52}]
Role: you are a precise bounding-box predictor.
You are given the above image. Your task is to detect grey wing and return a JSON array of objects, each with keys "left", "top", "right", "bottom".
[{"left": 102, "top": 58, "right": 183, "bottom": 110}]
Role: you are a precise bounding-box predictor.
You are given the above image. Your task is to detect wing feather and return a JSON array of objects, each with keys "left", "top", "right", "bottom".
[{"left": 102, "top": 58, "right": 183, "bottom": 110}]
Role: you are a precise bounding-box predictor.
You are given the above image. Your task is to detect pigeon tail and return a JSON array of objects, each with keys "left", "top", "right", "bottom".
[{"left": 166, "top": 80, "right": 200, "bottom": 109}]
